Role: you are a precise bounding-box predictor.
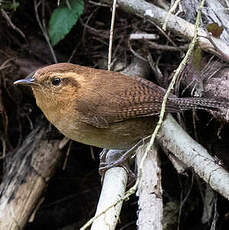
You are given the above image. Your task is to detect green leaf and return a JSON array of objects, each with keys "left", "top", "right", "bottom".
[
  {"left": 10, "top": 1, "right": 20, "bottom": 11},
  {"left": 191, "top": 46, "right": 203, "bottom": 71},
  {"left": 48, "top": 0, "right": 84, "bottom": 46},
  {"left": 0, "top": 1, "right": 20, "bottom": 11}
]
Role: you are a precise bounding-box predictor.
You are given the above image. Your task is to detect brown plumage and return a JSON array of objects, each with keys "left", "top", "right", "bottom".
[{"left": 14, "top": 63, "right": 227, "bottom": 149}]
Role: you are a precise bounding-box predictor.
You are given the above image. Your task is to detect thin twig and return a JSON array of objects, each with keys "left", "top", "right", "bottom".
[
  {"left": 128, "top": 39, "right": 148, "bottom": 62},
  {"left": 81, "top": 8, "right": 99, "bottom": 48},
  {"left": 108, "top": 0, "right": 117, "bottom": 70},
  {"left": 129, "top": 33, "right": 158, "bottom": 40},
  {"left": 89, "top": 0, "right": 110, "bottom": 7},
  {"left": 33, "top": 0, "right": 58, "bottom": 63},
  {"left": 177, "top": 174, "right": 194, "bottom": 230},
  {"left": 146, "top": 40, "right": 187, "bottom": 52},
  {"left": 145, "top": 18, "right": 178, "bottom": 48},
  {"left": 1, "top": 9, "right": 26, "bottom": 39},
  {"left": 162, "top": 0, "right": 182, "bottom": 31}
]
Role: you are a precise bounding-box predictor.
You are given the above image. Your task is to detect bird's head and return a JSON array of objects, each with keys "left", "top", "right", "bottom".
[
  {"left": 15, "top": 63, "right": 83, "bottom": 95},
  {"left": 13, "top": 63, "right": 89, "bottom": 124}
]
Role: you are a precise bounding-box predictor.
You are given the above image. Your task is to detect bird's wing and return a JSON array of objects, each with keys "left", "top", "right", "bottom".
[{"left": 75, "top": 74, "right": 178, "bottom": 128}]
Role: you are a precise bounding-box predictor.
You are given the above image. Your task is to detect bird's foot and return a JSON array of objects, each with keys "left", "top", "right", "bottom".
[{"left": 99, "top": 149, "right": 135, "bottom": 183}]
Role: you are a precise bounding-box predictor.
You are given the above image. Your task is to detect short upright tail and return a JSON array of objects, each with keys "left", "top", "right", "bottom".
[{"left": 168, "top": 97, "right": 228, "bottom": 112}]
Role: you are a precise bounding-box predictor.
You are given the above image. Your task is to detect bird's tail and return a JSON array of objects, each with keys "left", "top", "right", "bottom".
[{"left": 168, "top": 97, "right": 228, "bottom": 112}]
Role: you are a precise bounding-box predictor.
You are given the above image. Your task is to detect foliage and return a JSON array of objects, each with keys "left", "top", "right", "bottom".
[
  {"left": 0, "top": 0, "right": 19, "bottom": 11},
  {"left": 48, "top": 0, "right": 84, "bottom": 46}
]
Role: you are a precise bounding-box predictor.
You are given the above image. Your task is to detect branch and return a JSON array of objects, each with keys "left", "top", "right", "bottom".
[
  {"left": 0, "top": 125, "right": 62, "bottom": 229},
  {"left": 90, "top": 165, "right": 128, "bottom": 230},
  {"left": 102, "top": 0, "right": 229, "bottom": 60},
  {"left": 136, "top": 144, "right": 163, "bottom": 230},
  {"left": 157, "top": 114, "right": 229, "bottom": 200}
]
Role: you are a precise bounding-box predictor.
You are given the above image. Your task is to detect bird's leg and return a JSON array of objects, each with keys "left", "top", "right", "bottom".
[
  {"left": 99, "top": 135, "right": 151, "bottom": 177},
  {"left": 99, "top": 148, "right": 135, "bottom": 184},
  {"left": 99, "top": 148, "right": 109, "bottom": 165},
  {"left": 99, "top": 149, "right": 131, "bottom": 173}
]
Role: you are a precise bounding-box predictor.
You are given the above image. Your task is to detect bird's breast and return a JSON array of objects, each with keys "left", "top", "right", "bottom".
[{"left": 54, "top": 116, "right": 157, "bottom": 149}]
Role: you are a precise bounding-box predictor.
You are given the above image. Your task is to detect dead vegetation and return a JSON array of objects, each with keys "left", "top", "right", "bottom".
[{"left": 1, "top": 0, "right": 229, "bottom": 229}]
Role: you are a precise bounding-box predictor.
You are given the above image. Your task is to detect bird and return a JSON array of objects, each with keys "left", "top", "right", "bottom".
[{"left": 14, "top": 63, "right": 227, "bottom": 150}]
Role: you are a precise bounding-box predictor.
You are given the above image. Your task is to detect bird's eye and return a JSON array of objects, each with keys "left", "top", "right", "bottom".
[{"left": 51, "top": 77, "right": 61, "bottom": 86}]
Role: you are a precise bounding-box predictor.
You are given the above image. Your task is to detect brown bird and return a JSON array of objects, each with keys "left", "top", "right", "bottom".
[{"left": 14, "top": 63, "right": 226, "bottom": 149}]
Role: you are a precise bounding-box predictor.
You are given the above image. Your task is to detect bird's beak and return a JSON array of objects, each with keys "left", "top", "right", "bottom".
[{"left": 14, "top": 75, "right": 35, "bottom": 86}]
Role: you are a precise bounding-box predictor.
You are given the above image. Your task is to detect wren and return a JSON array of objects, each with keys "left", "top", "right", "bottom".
[{"left": 14, "top": 63, "right": 227, "bottom": 149}]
